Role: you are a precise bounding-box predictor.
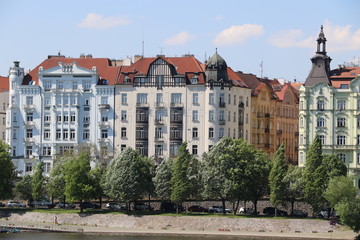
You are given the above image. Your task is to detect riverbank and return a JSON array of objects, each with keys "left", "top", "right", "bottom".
[{"left": 0, "top": 211, "right": 356, "bottom": 239}]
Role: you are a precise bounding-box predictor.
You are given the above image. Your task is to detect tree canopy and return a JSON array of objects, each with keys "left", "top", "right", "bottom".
[
  {"left": 32, "top": 161, "right": 46, "bottom": 201},
  {"left": 0, "top": 141, "right": 16, "bottom": 200}
]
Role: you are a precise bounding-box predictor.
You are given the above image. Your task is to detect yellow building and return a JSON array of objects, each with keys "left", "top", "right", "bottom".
[{"left": 238, "top": 72, "right": 299, "bottom": 164}]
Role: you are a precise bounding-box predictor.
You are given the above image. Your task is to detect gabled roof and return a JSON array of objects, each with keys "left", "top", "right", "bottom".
[
  {"left": 22, "top": 56, "right": 121, "bottom": 86},
  {"left": 330, "top": 67, "right": 360, "bottom": 80},
  {"left": 236, "top": 72, "right": 262, "bottom": 94},
  {"left": 0, "top": 76, "right": 9, "bottom": 93}
]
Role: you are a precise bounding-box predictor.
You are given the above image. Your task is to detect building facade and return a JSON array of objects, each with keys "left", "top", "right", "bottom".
[
  {"left": 6, "top": 55, "right": 119, "bottom": 176},
  {"left": 298, "top": 26, "right": 360, "bottom": 187},
  {"left": 114, "top": 53, "right": 252, "bottom": 162},
  {"left": 238, "top": 72, "right": 299, "bottom": 164},
  {"left": 0, "top": 76, "right": 9, "bottom": 142}
]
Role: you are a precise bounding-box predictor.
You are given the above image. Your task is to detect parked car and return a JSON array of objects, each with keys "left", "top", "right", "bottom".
[
  {"left": 160, "top": 201, "right": 184, "bottom": 212},
  {"left": 291, "top": 210, "right": 308, "bottom": 218},
  {"left": 133, "top": 202, "right": 154, "bottom": 211},
  {"left": 317, "top": 209, "right": 338, "bottom": 218},
  {"left": 6, "top": 200, "right": 26, "bottom": 208},
  {"left": 105, "top": 202, "right": 126, "bottom": 210},
  {"left": 57, "top": 202, "right": 75, "bottom": 209},
  {"left": 30, "top": 199, "right": 55, "bottom": 208},
  {"left": 239, "top": 207, "right": 257, "bottom": 215},
  {"left": 208, "top": 205, "right": 232, "bottom": 213},
  {"left": 263, "top": 207, "right": 288, "bottom": 216},
  {"left": 79, "top": 202, "right": 100, "bottom": 209},
  {"left": 0, "top": 202, "right": 5, "bottom": 207},
  {"left": 188, "top": 205, "right": 208, "bottom": 212}
]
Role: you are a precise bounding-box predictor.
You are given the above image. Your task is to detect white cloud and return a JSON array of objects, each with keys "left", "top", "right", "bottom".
[
  {"left": 78, "top": 13, "right": 130, "bottom": 30},
  {"left": 214, "top": 16, "right": 222, "bottom": 21},
  {"left": 164, "top": 32, "right": 195, "bottom": 45},
  {"left": 269, "top": 20, "right": 360, "bottom": 53},
  {"left": 213, "top": 24, "right": 264, "bottom": 46}
]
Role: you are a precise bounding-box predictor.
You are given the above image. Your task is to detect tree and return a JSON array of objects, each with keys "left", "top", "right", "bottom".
[
  {"left": 153, "top": 159, "right": 173, "bottom": 201},
  {"left": 324, "top": 176, "right": 357, "bottom": 209},
  {"left": 303, "top": 135, "right": 327, "bottom": 214},
  {"left": 64, "top": 153, "right": 94, "bottom": 212},
  {"left": 269, "top": 143, "right": 288, "bottom": 216},
  {"left": 89, "top": 165, "right": 105, "bottom": 209},
  {"left": 104, "top": 148, "right": 152, "bottom": 210},
  {"left": 0, "top": 141, "right": 16, "bottom": 200},
  {"left": 32, "top": 161, "right": 47, "bottom": 201},
  {"left": 47, "top": 160, "right": 66, "bottom": 207},
  {"left": 16, "top": 175, "right": 33, "bottom": 204},
  {"left": 283, "top": 165, "right": 304, "bottom": 215},
  {"left": 171, "top": 142, "right": 196, "bottom": 213},
  {"left": 336, "top": 199, "right": 360, "bottom": 234},
  {"left": 322, "top": 154, "right": 347, "bottom": 182}
]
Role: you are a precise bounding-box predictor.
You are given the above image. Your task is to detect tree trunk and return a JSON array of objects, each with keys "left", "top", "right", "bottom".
[
  {"left": 80, "top": 200, "right": 83, "bottom": 213},
  {"left": 233, "top": 200, "right": 240, "bottom": 215},
  {"left": 63, "top": 195, "right": 66, "bottom": 209},
  {"left": 253, "top": 200, "right": 258, "bottom": 215},
  {"left": 221, "top": 199, "right": 226, "bottom": 215},
  {"left": 99, "top": 197, "right": 102, "bottom": 209},
  {"left": 275, "top": 207, "right": 278, "bottom": 217}
]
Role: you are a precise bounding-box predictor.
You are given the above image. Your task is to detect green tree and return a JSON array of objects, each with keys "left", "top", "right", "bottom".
[
  {"left": 32, "top": 161, "right": 47, "bottom": 201},
  {"left": 322, "top": 154, "right": 347, "bottom": 182},
  {"left": 64, "top": 153, "right": 94, "bottom": 212},
  {"left": 104, "top": 148, "right": 151, "bottom": 210},
  {"left": 47, "top": 160, "right": 66, "bottom": 207},
  {"left": 336, "top": 199, "right": 360, "bottom": 234},
  {"left": 16, "top": 175, "right": 33, "bottom": 204},
  {"left": 324, "top": 176, "right": 357, "bottom": 208},
  {"left": 153, "top": 159, "right": 173, "bottom": 201},
  {"left": 283, "top": 165, "right": 304, "bottom": 215},
  {"left": 303, "top": 135, "right": 326, "bottom": 215},
  {"left": 89, "top": 165, "right": 106, "bottom": 209},
  {"left": 171, "top": 142, "right": 195, "bottom": 213},
  {"left": 269, "top": 143, "right": 288, "bottom": 216},
  {"left": 0, "top": 141, "right": 16, "bottom": 200}
]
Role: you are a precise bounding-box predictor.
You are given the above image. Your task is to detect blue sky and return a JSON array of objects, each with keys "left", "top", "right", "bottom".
[{"left": 1, "top": 0, "right": 359, "bottom": 82}]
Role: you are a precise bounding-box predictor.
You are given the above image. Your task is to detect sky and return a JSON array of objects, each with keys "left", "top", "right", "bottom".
[{"left": 0, "top": 0, "right": 360, "bottom": 83}]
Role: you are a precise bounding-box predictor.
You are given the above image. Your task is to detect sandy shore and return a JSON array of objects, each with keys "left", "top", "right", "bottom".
[{"left": 0, "top": 212, "right": 357, "bottom": 239}]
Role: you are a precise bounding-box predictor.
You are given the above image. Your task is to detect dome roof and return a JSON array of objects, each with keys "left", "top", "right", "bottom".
[{"left": 206, "top": 51, "right": 227, "bottom": 69}]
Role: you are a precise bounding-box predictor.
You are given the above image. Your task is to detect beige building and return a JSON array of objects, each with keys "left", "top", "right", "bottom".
[
  {"left": 238, "top": 72, "right": 299, "bottom": 164},
  {"left": 0, "top": 76, "right": 9, "bottom": 142}
]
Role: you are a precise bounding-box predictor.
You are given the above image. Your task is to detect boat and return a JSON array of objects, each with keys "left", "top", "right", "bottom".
[{"left": 0, "top": 228, "right": 20, "bottom": 233}]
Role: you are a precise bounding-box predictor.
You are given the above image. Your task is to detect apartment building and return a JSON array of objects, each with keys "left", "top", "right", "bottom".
[{"left": 0, "top": 76, "right": 9, "bottom": 142}]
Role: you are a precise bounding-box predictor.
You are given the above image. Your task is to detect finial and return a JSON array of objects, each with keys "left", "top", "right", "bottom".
[
  {"left": 215, "top": 48, "right": 217, "bottom": 53},
  {"left": 321, "top": 25, "right": 323, "bottom": 31}
]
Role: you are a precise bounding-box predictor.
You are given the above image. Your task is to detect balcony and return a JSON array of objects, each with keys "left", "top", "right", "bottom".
[
  {"left": 170, "top": 102, "right": 183, "bottom": 107},
  {"left": 155, "top": 102, "right": 165, "bottom": 108},
  {"left": 155, "top": 119, "right": 165, "bottom": 125},
  {"left": 277, "top": 129, "right": 283, "bottom": 135},
  {"left": 23, "top": 104, "right": 36, "bottom": 112},
  {"left": 98, "top": 138, "right": 110, "bottom": 145},
  {"left": 136, "top": 117, "right": 149, "bottom": 124},
  {"left": 154, "top": 136, "right": 164, "bottom": 142},
  {"left": 136, "top": 134, "right": 148, "bottom": 141},
  {"left": 24, "top": 138, "right": 35, "bottom": 143},
  {"left": 136, "top": 102, "right": 149, "bottom": 107},
  {"left": 24, "top": 121, "right": 36, "bottom": 128},
  {"left": 98, "top": 104, "right": 110, "bottom": 110},
  {"left": 98, "top": 122, "right": 110, "bottom": 128},
  {"left": 219, "top": 119, "right": 226, "bottom": 125},
  {"left": 170, "top": 118, "right": 183, "bottom": 124},
  {"left": 219, "top": 102, "right": 226, "bottom": 108},
  {"left": 170, "top": 135, "right": 182, "bottom": 141},
  {"left": 265, "top": 113, "right": 271, "bottom": 118}
]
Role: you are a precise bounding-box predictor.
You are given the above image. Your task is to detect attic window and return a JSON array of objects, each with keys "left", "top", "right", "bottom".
[
  {"left": 191, "top": 77, "right": 198, "bottom": 84},
  {"left": 351, "top": 73, "right": 356, "bottom": 76},
  {"left": 28, "top": 81, "right": 35, "bottom": 85},
  {"left": 340, "top": 84, "right": 349, "bottom": 89},
  {"left": 124, "top": 76, "right": 130, "bottom": 83}
]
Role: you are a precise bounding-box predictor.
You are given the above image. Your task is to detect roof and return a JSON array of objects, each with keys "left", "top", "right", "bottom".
[
  {"left": 22, "top": 56, "right": 121, "bottom": 85},
  {"left": 236, "top": 72, "right": 262, "bottom": 94},
  {"left": 330, "top": 67, "right": 360, "bottom": 80},
  {"left": 0, "top": 76, "right": 9, "bottom": 93}
]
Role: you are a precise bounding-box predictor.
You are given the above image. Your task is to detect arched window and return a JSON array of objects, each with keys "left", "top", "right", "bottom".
[{"left": 317, "top": 117, "right": 325, "bottom": 127}]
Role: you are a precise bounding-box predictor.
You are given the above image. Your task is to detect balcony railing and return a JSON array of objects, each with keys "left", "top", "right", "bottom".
[
  {"left": 170, "top": 118, "right": 183, "bottom": 124},
  {"left": 219, "top": 119, "right": 226, "bottom": 125},
  {"left": 155, "top": 102, "right": 165, "bottom": 108},
  {"left": 154, "top": 136, "right": 164, "bottom": 142},
  {"left": 98, "top": 104, "right": 110, "bottom": 110},
  {"left": 170, "top": 135, "right": 182, "bottom": 141},
  {"left": 219, "top": 102, "right": 226, "bottom": 108},
  {"left": 136, "top": 102, "right": 149, "bottom": 107},
  {"left": 155, "top": 119, "right": 165, "bottom": 125},
  {"left": 24, "top": 121, "right": 36, "bottom": 127},
  {"left": 170, "top": 102, "right": 183, "bottom": 107},
  {"left": 264, "top": 113, "right": 270, "bottom": 118},
  {"left": 98, "top": 122, "right": 110, "bottom": 128},
  {"left": 136, "top": 134, "right": 148, "bottom": 140},
  {"left": 23, "top": 104, "right": 36, "bottom": 111}
]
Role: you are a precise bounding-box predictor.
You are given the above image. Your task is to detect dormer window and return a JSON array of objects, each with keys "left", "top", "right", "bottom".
[
  {"left": 191, "top": 77, "right": 198, "bottom": 84},
  {"left": 340, "top": 84, "right": 349, "bottom": 89}
]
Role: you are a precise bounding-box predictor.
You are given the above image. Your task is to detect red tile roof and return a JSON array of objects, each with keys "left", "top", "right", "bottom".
[
  {"left": 227, "top": 67, "right": 249, "bottom": 88},
  {"left": 330, "top": 67, "right": 360, "bottom": 79},
  {"left": 23, "top": 56, "right": 121, "bottom": 85},
  {"left": 0, "top": 76, "right": 9, "bottom": 92}
]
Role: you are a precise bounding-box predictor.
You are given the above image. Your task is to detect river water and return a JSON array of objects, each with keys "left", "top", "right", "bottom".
[{"left": 0, "top": 232, "right": 319, "bottom": 240}]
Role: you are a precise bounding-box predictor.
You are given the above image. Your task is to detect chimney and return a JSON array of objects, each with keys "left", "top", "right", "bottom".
[
  {"left": 80, "top": 53, "right": 85, "bottom": 59},
  {"left": 13, "top": 61, "right": 20, "bottom": 67},
  {"left": 134, "top": 55, "right": 143, "bottom": 63},
  {"left": 86, "top": 54, "right": 93, "bottom": 58}
]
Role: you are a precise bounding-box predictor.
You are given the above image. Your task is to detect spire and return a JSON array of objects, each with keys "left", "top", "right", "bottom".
[{"left": 316, "top": 25, "right": 327, "bottom": 54}]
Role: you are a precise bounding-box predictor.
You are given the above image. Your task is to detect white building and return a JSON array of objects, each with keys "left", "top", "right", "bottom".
[
  {"left": 6, "top": 54, "right": 119, "bottom": 176},
  {"left": 114, "top": 53, "right": 252, "bottom": 162}
]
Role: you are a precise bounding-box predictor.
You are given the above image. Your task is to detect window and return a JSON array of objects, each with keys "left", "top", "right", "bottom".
[
  {"left": 155, "top": 127, "right": 163, "bottom": 139},
  {"left": 44, "top": 97, "right": 51, "bottom": 106},
  {"left": 208, "top": 145, "right": 213, "bottom": 152},
  {"left": 357, "top": 153, "right": 360, "bottom": 164},
  {"left": 318, "top": 135, "right": 325, "bottom": 145},
  {"left": 209, "top": 127, "right": 214, "bottom": 138},
  {"left": 43, "top": 162, "right": 51, "bottom": 173},
  {"left": 44, "top": 129, "right": 50, "bottom": 139},
  {"left": 25, "top": 162, "right": 32, "bottom": 172},
  {"left": 170, "top": 143, "right": 180, "bottom": 156},
  {"left": 340, "top": 84, "right": 349, "bottom": 89},
  {"left": 193, "top": 110, "right": 198, "bottom": 121},
  {"left": 72, "top": 81, "right": 78, "bottom": 90},
  {"left": 42, "top": 147, "right": 51, "bottom": 156},
  {"left": 63, "top": 114, "right": 69, "bottom": 122},
  {"left": 219, "top": 128, "right": 224, "bottom": 138},
  {"left": 233, "top": 112, "right": 236, "bottom": 122},
  {"left": 84, "top": 116, "right": 90, "bottom": 122},
  {"left": 191, "top": 77, "right": 198, "bottom": 84},
  {"left": 192, "top": 145, "right": 198, "bottom": 155},
  {"left": 358, "top": 117, "right": 360, "bottom": 128},
  {"left": 337, "top": 100, "right": 346, "bottom": 110},
  {"left": 101, "top": 129, "right": 108, "bottom": 138},
  {"left": 209, "top": 110, "right": 214, "bottom": 121},
  {"left": 56, "top": 129, "right": 61, "bottom": 139},
  {"left": 101, "top": 114, "right": 108, "bottom": 122},
  {"left": 84, "top": 98, "right": 90, "bottom": 106},
  {"left": 121, "top": 127, "right": 127, "bottom": 138},
  {"left": 155, "top": 144, "right": 163, "bottom": 156},
  {"left": 83, "top": 80, "right": 91, "bottom": 91},
  {"left": 136, "top": 143, "right": 148, "bottom": 156},
  {"left": 12, "top": 112, "right": 17, "bottom": 122},
  {"left": 234, "top": 95, "right": 237, "bottom": 105},
  {"left": 192, "top": 127, "right": 198, "bottom": 138},
  {"left": 337, "top": 117, "right": 346, "bottom": 127},
  {"left": 121, "top": 145, "right": 126, "bottom": 151},
  {"left": 70, "top": 129, "right": 75, "bottom": 140},
  {"left": 70, "top": 112, "right": 76, "bottom": 122},
  {"left": 59, "top": 146, "right": 74, "bottom": 155},
  {"left": 193, "top": 93, "right": 199, "bottom": 104},
  {"left": 219, "top": 93, "right": 225, "bottom": 105},
  {"left": 156, "top": 93, "right": 163, "bottom": 103},
  {"left": 56, "top": 97, "right": 62, "bottom": 105},
  {"left": 26, "top": 112, "right": 33, "bottom": 122},
  {"left": 337, "top": 135, "right": 346, "bottom": 145},
  {"left": 63, "top": 97, "right": 69, "bottom": 105},
  {"left": 12, "top": 146, "right": 16, "bottom": 156},
  {"left": 337, "top": 153, "right": 346, "bottom": 162},
  {"left": 121, "top": 110, "right": 127, "bottom": 121},
  {"left": 57, "top": 81, "right": 64, "bottom": 90},
  {"left": 219, "top": 110, "right": 224, "bottom": 121},
  {"left": 171, "top": 93, "right": 182, "bottom": 104},
  {"left": 228, "top": 94, "right": 231, "bottom": 104},
  {"left": 357, "top": 135, "right": 360, "bottom": 145},
  {"left": 44, "top": 113, "right": 51, "bottom": 122},
  {"left": 137, "top": 93, "right": 148, "bottom": 104},
  {"left": 209, "top": 93, "right": 214, "bottom": 104},
  {"left": 26, "top": 129, "right": 33, "bottom": 138},
  {"left": 155, "top": 109, "right": 165, "bottom": 122},
  {"left": 63, "top": 129, "right": 69, "bottom": 139},
  {"left": 228, "top": 111, "right": 231, "bottom": 121},
  {"left": 156, "top": 75, "right": 164, "bottom": 89},
  {"left": 70, "top": 96, "right": 76, "bottom": 105},
  {"left": 317, "top": 100, "right": 325, "bottom": 110},
  {"left": 317, "top": 117, "right": 325, "bottom": 127},
  {"left": 83, "top": 129, "right": 90, "bottom": 139},
  {"left": 26, "top": 96, "right": 33, "bottom": 105},
  {"left": 26, "top": 146, "right": 32, "bottom": 157},
  {"left": 101, "top": 96, "right": 108, "bottom": 104},
  {"left": 358, "top": 99, "right": 360, "bottom": 110},
  {"left": 44, "top": 80, "right": 51, "bottom": 90}
]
